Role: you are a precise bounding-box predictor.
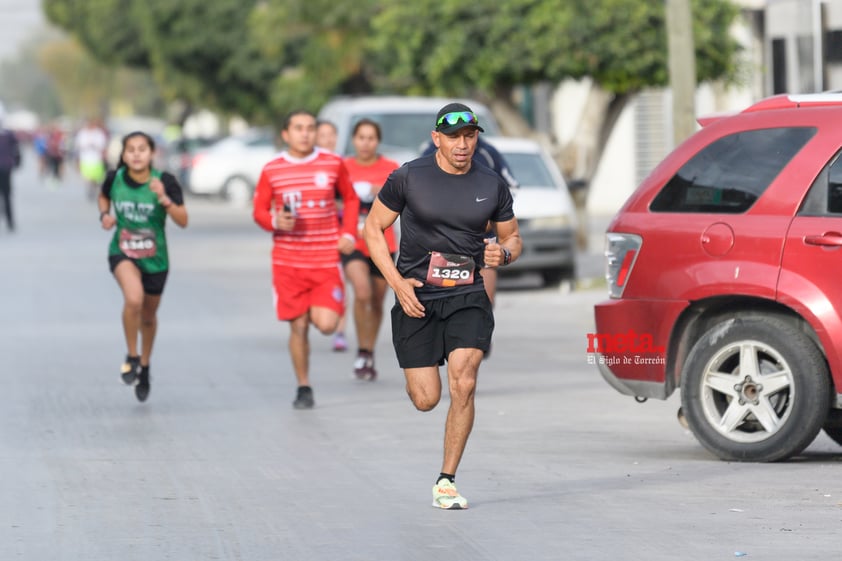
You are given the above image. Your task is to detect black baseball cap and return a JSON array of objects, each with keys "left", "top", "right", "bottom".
[{"left": 434, "top": 102, "right": 485, "bottom": 134}]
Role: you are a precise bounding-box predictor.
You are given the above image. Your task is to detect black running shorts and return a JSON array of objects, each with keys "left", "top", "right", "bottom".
[
  {"left": 391, "top": 290, "right": 494, "bottom": 368},
  {"left": 341, "top": 250, "right": 394, "bottom": 279},
  {"left": 108, "top": 254, "right": 169, "bottom": 296}
]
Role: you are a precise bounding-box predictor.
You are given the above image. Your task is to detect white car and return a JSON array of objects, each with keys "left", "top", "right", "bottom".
[
  {"left": 187, "top": 130, "right": 278, "bottom": 206},
  {"left": 484, "top": 136, "right": 578, "bottom": 286},
  {"left": 318, "top": 95, "right": 501, "bottom": 162}
]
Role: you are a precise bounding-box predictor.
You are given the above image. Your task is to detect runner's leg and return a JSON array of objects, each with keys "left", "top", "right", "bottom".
[
  {"left": 288, "top": 314, "right": 311, "bottom": 387},
  {"left": 368, "top": 275, "right": 389, "bottom": 347},
  {"left": 113, "top": 261, "right": 144, "bottom": 357},
  {"left": 404, "top": 366, "right": 443, "bottom": 411},
  {"left": 440, "top": 347, "right": 482, "bottom": 475},
  {"left": 345, "top": 259, "right": 374, "bottom": 348},
  {"left": 140, "top": 294, "right": 162, "bottom": 367}
]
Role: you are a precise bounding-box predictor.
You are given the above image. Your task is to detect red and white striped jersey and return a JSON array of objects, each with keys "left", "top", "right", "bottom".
[{"left": 253, "top": 149, "right": 360, "bottom": 269}]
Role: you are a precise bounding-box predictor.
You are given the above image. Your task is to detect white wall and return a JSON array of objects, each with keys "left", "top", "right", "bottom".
[{"left": 550, "top": 5, "right": 764, "bottom": 218}]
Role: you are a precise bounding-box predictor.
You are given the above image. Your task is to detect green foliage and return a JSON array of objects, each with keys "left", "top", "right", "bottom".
[
  {"left": 44, "top": 0, "right": 149, "bottom": 67},
  {"left": 253, "top": 0, "right": 379, "bottom": 115},
  {"left": 371, "top": 0, "right": 741, "bottom": 96},
  {"left": 44, "top": 0, "right": 280, "bottom": 122},
  {"left": 42, "top": 0, "right": 741, "bottom": 121}
]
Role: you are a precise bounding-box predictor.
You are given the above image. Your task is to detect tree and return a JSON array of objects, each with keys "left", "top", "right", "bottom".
[
  {"left": 369, "top": 0, "right": 741, "bottom": 183},
  {"left": 0, "top": 27, "right": 163, "bottom": 122},
  {"left": 42, "top": 0, "right": 742, "bottom": 187},
  {"left": 43, "top": 0, "right": 281, "bottom": 125},
  {"left": 0, "top": 30, "right": 63, "bottom": 119},
  {"left": 249, "top": 0, "right": 379, "bottom": 114}
]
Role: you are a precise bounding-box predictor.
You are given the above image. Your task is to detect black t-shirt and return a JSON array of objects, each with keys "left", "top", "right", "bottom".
[
  {"left": 378, "top": 153, "right": 514, "bottom": 300},
  {"left": 101, "top": 168, "right": 185, "bottom": 205}
]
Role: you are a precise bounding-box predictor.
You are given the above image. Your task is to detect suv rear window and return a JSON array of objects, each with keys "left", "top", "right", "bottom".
[
  {"left": 650, "top": 127, "right": 816, "bottom": 213},
  {"left": 799, "top": 150, "right": 842, "bottom": 215}
]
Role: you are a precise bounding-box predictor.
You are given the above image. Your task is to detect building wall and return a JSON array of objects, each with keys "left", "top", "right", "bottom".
[
  {"left": 566, "top": 4, "right": 766, "bottom": 217},
  {"left": 766, "top": 0, "right": 822, "bottom": 93}
]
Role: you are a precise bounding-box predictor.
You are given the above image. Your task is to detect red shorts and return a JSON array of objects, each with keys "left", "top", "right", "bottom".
[{"left": 272, "top": 265, "right": 345, "bottom": 321}]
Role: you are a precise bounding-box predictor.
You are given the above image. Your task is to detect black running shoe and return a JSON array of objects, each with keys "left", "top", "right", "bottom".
[
  {"left": 121, "top": 355, "right": 140, "bottom": 385},
  {"left": 135, "top": 366, "right": 150, "bottom": 402},
  {"left": 293, "top": 386, "right": 314, "bottom": 409}
]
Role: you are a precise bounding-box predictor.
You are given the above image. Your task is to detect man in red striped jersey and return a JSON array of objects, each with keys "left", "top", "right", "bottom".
[{"left": 253, "top": 110, "right": 360, "bottom": 409}]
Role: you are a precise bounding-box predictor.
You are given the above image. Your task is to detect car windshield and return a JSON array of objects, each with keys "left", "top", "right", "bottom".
[
  {"left": 210, "top": 134, "right": 274, "bottom": 151},
  {"left": 347, "top": 111, "right": 499, "bottom": 157},
  {"left": 502, "top": 152, "right": 558, "bottom": 189}
]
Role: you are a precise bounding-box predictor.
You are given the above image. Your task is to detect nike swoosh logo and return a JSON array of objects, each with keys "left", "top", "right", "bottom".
[{"left": 475, "top": 197, "right": 488, "bottom": 202}]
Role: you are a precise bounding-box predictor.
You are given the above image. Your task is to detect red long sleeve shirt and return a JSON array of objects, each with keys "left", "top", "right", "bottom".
[{"left": 253, "top": 149, "right": 360, "bottom": 269}]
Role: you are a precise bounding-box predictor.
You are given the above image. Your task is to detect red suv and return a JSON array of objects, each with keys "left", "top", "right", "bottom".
[{"left": 593, "top": 93, "right": 842, "bottom": 462}]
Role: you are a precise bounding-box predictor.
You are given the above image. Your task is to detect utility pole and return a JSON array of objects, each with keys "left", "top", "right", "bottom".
[{"left": 666, "top": 0, "right": 697, "bottom": 146}]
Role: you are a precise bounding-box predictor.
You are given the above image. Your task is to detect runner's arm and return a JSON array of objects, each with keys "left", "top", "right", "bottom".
[
  {"left": 97, "top": 171, "right": 116, "bottom": 230},
  {"left": 252, "top": 170, "right": 275, "bottom": 232},
  {"left": 488, "top": 218, "right": 522, "bottom": 268},
  {"left": 161, "top": 172, "right": 188, "bottom": 228},
  {"left": 334, "top": 161, "right": 360, "bottom": 253},
  {"left": 364, "top": 199, "right": 426, "bottom": 318}
]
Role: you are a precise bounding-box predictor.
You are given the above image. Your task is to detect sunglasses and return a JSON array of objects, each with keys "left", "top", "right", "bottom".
[{"left": 436, "top": 111, "right": 479, "bottom": 128}]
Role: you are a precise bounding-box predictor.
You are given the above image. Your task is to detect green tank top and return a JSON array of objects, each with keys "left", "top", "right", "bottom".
[{"left": 108, "top": 167, "right": 170, "bottom": 273}]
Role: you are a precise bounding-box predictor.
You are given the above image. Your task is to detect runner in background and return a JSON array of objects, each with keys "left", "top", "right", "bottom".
[
  {"left": 341, "top": 119, "right": 399, "bottom": 381},
  {"left": 98, "top": 131, "right": 189, "bottom": 402},
  {"left": 0, "top": 109, "right": 21, "bottom": 233},
  {"left": 253, "top": 111, "right": 359, "bottom": 409},
  {"left": 315, "top": 119, "right": 350, "bottom": 353},
  {"left": 44, "top": 123, "right": 66, "bottom": 189},
  {"left": 75, "top": 117, "right": 109, "bottom": 200}
]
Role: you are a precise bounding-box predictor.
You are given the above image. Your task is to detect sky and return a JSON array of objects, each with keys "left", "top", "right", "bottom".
[{"left": 0, "top": 0, "right": 45, "bottom": 62}]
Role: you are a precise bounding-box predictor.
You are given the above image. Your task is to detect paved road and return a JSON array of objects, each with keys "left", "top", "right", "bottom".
[{"left": 1, "top": 149, "right": 840, "bottom": 560}]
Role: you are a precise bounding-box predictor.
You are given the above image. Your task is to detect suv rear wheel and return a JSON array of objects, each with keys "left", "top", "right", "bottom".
[
  {"left": 223, "top": 176, "right": 253, "bottom": 208},
  {"left": 822, "top": 409, "right": 842, "bottom": 446},
  {"left": 680, "top": 316, "right": 830, "bottom": 462}
]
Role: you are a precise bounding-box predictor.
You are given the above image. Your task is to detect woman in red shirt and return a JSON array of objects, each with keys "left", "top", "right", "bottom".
[{"left": 341, "top": 119, "right": 399, "bottom": 381}]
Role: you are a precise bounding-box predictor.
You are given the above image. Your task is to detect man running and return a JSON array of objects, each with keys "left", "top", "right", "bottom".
[
  {"left": 253, "top": 110, "right": 360, "bottom": 409},
  {"left": 364, "top": 102, "right": 522, "bottom": 509}
]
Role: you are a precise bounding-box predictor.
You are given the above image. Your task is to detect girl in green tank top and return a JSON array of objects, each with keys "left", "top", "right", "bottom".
[{"left": 97, "top": 131, "right": 189, "bottom": 402}]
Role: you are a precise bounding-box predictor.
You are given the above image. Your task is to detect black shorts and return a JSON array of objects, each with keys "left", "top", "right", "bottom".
[
  {"left": 341, "top": 250, "right": 394, "bottom": 279},
  {"left": 109, "top": 254, "right": 169, "bottom": 296},
  {"left": 391, "top": 290, "right": 494, "bottom": 368}
]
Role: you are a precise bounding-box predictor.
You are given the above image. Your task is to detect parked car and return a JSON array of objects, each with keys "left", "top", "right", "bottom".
[
  {"left": 317, "top": 95, "right": 501, "bottom": 162},
  {"left": 593, "top": 92, "right": 842, "bottom": 462},
  {"left": 484, "top": 136, "right": 577, "bottom": 286},
  {"left": 187, "top": 130, "right": 277, "bottom": 206},
  {"left": 165, "top": 136, "right": 219, "bottom": 187}
]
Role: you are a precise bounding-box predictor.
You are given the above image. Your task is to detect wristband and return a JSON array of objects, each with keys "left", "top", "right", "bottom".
[
  {"left": 501, "top": 247, "right": 512, "bottom": 266},
  {"left": 341, "top": 233, "right": 356, "bottom": 243},
  {"left": 99, "top": 211, "right": 109, "bottom": 222}
]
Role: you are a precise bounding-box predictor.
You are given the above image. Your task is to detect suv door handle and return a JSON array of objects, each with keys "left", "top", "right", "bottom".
[{"left": 804, "top": 232, "right": 842, "bottom": 246}]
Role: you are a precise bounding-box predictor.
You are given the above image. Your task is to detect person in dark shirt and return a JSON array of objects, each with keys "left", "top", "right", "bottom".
[
  {"left": 0, "top": 111, "right": 21, "bottom": 232},
  {"left": 364, "top": 102, "right": 522, "bottom": 509},
  {"left": 422, "top": 135, "right": 519, "bottom": 340}
]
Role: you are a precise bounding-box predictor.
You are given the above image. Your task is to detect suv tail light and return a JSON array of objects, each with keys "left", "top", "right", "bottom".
[{"left": 605, "top": 233, "right": 642, "bottom": 298}]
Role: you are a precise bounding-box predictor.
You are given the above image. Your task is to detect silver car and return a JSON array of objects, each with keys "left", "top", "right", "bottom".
[
  {"left": 484, "top": 136, "right": 578, "bottom": 287},
  {"left": 187, "top": 130, "right": 278, "bottom": 207},
  {"left": 317, "top": 95, "right": 501, "bottom": 163}
]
